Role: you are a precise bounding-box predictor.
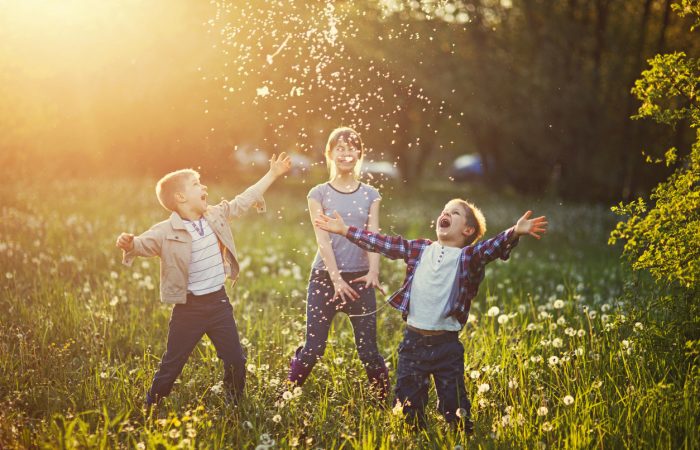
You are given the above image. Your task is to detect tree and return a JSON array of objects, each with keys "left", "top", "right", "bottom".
[{"left": 609, "top": 1, "right": 700, "bottom": 290}]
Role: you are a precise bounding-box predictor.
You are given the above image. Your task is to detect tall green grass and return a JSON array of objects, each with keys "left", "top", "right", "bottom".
[{"left": 0, "top": 178, "right": 697, "bottom": 448}]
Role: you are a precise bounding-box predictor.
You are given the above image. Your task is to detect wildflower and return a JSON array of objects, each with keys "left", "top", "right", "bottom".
[
  {"left": 537, "top": 406, "right": 549, "bottom": 416},
  {"left": 563, "top": 395, "right": 574, "bottom": 405},
  {"left": 487, "top": 306, "right": 500, "bottom": 317},
  {"left": 478, "top": 383, "right": 490, "bottom": 394}
]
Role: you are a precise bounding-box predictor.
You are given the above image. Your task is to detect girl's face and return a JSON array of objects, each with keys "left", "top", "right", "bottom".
[{"left": 330, "top": 141, "right": 361, "bottom": 174}]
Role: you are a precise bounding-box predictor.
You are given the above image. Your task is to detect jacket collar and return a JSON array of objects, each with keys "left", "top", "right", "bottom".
[
  {"left": 168, "top": 212, "right": 188, "bottom": 231},
  {"left": 169, "top": 209, "right": 214, "bottom": 231}
]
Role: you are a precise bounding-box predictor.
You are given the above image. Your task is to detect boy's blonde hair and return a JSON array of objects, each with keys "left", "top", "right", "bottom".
[
  {"left": 450, "top": 198, "right": 487, "bottom": 245},
  {"left": 324, "top": 127, "right": 364, "bottom": 180},
  {"left": 155, "top": 169, "right": 199, "bottom": 212}
]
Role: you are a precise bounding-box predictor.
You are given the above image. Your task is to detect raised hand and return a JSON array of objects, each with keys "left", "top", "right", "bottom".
[
  {"left": 314, "top": 211, "right": 349, "bottom": 236},
  {"left": 269, "top": 152, "right": 292, "bottom": 177},
  {"left": 116, "top": 233, "right": 135, "bottom": 251},
  {"left": 514, "top": 211, "right": 548, "bottom": 239}
]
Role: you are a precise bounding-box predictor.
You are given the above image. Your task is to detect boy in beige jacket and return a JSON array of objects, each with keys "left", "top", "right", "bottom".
[{"left": 116, "top": 153, "right": 291, "bottom": 408}]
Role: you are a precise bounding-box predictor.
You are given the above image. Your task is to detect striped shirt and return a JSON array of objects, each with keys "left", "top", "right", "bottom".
[
  {"left": 183, "top": 217, "right": 225, "bottom": 295},
  {"left": 345, "top": 226, "right": 519, "bottom": 326}
]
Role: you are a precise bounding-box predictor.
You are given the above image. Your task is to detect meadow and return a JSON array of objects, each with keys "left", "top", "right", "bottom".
[{"left": 0, "top": 177, "right": 697, "bottom": 449}]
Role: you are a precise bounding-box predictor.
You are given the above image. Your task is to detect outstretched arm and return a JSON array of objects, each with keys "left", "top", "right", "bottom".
[
  {"left": 315, "top": 211, "right": 413, "bottom": 261},
  {"left": 117, "top": 228, "right": 162, "bottom": 267},
  {"left": 470, "top": 210, "right": 548, "bottom": 271},
  {"left": 511, "top": 210, "right": 548, "bottom": 241},
  {"left": 224, "top": 153, "right": 292, "bottom": 219}
]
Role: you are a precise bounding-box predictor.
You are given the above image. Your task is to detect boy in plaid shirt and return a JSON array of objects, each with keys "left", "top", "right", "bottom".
[{"left": 314, "top": 199, "right": 547, "bottom": 431}]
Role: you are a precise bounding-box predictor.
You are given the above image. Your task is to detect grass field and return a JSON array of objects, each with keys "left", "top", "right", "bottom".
[{"left": 0, "top": 177, "right": 697, "bottom": 449}]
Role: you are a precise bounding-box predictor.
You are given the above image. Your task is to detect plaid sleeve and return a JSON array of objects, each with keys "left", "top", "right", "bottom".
[
  {"left": 466, "top": 227, "right": 519, "bottom": 273},
  {"left": 346, "top": 226, "right": 412, "bottom": 261}
]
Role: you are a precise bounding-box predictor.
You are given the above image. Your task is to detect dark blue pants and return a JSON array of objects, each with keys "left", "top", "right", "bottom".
[
  {"left": 297, "top": 269, "right": 386, "bottom": 372},
  {"left": 395, "top": 328, "right": 470, "bottom": 426},
  {"left": 147, "top": 287, "right": 246, "bottom": 403}
]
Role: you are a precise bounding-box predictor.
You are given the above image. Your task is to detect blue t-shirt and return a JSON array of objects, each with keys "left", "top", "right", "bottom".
[{"left": 308, "top": 182, "right": 381, "bottom": 272}]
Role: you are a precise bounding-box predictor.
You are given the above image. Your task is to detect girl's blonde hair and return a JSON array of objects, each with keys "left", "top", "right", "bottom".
[{"left": 324, "top": 127, "right": 364, "bottom": 180}]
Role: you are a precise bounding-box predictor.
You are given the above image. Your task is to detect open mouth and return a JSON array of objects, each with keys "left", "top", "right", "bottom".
[
  {"left": 439, "top": 217, "right": 451, "bottom": 228},
  {"left": 200, "top": 193, "right": 207, "bottom": 201},
  {"left": 338, "top": 156, "right": 355, "bottom": 163}
]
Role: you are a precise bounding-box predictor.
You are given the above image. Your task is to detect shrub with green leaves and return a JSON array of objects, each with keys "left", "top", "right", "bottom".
[{"left": 609, "top": 1, "right": 700, "bottom": 290}]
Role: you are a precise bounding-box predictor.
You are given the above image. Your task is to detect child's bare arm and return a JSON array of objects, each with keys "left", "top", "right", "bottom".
[{"left": 309, "top": 199, "right": 360, "bottom": 302}]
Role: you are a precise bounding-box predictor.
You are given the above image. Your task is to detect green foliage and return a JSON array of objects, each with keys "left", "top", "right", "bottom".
[{"left": 610, "top": 6, "right": 700, "bottom": 291}]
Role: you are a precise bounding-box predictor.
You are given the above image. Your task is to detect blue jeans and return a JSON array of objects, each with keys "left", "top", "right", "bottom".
[
  {"left": 395, "top": 328, "right": 470, "bottom": 426},
  {"left": 147, "top": 287, "right": 246, "bottom": 403},
  {"left": 296, "top": 269, "right": 386, "bottom": 372}
]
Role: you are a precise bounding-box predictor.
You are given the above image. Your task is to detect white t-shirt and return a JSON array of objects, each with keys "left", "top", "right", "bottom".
[
  {"left": 183, "top": 217, "right": 226, "bottom": 295},
  {"left": 407, "top": 242, "right": 462, "bottom": 331}
]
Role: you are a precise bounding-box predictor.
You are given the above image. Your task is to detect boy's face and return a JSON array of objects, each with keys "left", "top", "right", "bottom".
[
  {"left": 435, "top": 200, "right": 474, "bottom": 246},
  {"left": 177, "top": 174, "right": 208, "bottom": 215}
]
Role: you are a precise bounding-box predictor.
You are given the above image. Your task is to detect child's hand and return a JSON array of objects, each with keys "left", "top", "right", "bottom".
[
  {"left": 332, "top": 276, "right": 360, "bottom": 302},
  {"left": 314, "top": 211, "right": 349, "bottom": 236},
  {"left": 116, "top": 233, "right": 135, "bottom": 251},
  {"left": 514, "top": 211, "right": 548, "bottom": 239},
  {"left": 351, "top": 271, "right": 386, "bottom": 295},
  {"left": 269, "top": 152, "right": 292, "bottom": 177}
]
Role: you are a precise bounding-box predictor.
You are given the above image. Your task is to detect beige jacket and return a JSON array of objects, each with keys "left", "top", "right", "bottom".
[{"left": 122, "top": 186, "right": 265, "bottom": 304}]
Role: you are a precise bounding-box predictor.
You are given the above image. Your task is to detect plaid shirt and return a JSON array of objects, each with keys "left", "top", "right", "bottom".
[{"left": 346, "top": 226, "right": 519, "bottom": 326}]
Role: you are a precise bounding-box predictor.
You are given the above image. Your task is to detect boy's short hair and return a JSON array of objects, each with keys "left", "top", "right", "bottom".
[
  {"left": 450, "top": 198, "right": 487, "bottom": 245},
  {"left": 155, "top": 169, "right": 199, "bottom": 212}
]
